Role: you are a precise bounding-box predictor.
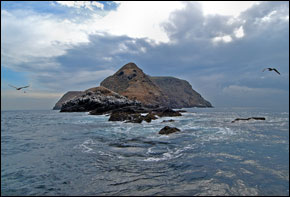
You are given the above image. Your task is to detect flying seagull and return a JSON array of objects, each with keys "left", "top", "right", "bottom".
[
  {"left": 263, "top": 68, "right": 280, "bottom": 75},
  {"left": 9, "top": 84, "right": 30, "bottom": 90}
]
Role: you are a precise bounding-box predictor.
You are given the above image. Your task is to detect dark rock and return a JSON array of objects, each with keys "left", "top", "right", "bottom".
[
  {"left": 108, "top": 111, "right": 158, "bottom": 123},
  {"left": 109, "top": 112, "right": 144, "bottom": 123},
  {"left": 162, "top": 119, "right": 175, "bottom": 123},
  {"left": 176, "top": 110, "right": 187, "bottom": 113},
  {"left": 143, "top": 112, "right": 158, "bottom": 123},
  {"left": 251, "top": 117, "right": 266, "bottom": 120},
  {"left": 110, "top": 105, "right": 150, "bottom": 113},
  {"left": 159, "top": 126, "right": 181, "bottom": 135},
  {"left": 109, "top": 112, "right": 137, "bottom": 121},
  {"left": 231, "top": 117, "right": 266, "bottom": 123},
  {"left": 152, "top": 108, "right": 182, "bottom": 117}
]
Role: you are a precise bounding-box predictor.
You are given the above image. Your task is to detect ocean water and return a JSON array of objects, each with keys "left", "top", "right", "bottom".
[{"left": 1, "top": 107, "right": 289, "bottom": 196}]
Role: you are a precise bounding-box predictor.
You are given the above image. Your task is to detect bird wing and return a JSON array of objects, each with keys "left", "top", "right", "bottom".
[
  {"left": 262, "top": 68, "right": 269, "bottom": 72},
  {"left": 273, "top": 68, "right": 280, "bottom": 75},
  {"left": 8, "top": 84, "right": 18, "bottom": 89},
  {"left": 20, "top": 85, "right": 30, "bottom": 89}
]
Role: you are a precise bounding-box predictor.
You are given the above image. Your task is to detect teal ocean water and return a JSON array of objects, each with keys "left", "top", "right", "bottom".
[{"left": 1, "top": 107, "right": 289, "bottom": 196}]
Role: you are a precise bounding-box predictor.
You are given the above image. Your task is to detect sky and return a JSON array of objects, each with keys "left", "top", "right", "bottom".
[{"left": 1, "top": 1, "right": 289, "bottom": 110}]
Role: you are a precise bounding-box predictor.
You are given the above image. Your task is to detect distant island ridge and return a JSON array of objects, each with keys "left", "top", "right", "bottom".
[{"left": 53, "top": 62, "right": 212, "bottom": 110}]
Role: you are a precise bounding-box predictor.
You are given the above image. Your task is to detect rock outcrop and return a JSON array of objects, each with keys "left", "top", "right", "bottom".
[
  {"left": 151, "top": 107, "right": 182, "bottom": 117},
  {"left": 100, "top": 62, "right": 169, "bottom": 107},
  {"left": 60, "top": 86, "right": 141, "bottom": 113},
  {"left": 159, "top": 126, "right": 181, "bottom": 135},
  {"left": 150, "top": 76, "right": 212, "bottom": 108},
  {"left": 53, "top": 91, "right": 83, "bottom": 110}
]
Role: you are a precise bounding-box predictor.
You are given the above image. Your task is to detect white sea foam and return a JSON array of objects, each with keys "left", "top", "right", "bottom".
[
  {"left": 98, "top": 151, "right": 112, "bottom": 157},
  {"left": 73, "top": 139, "right": 96, "bottom": 153},
  {"left": 147, "top": 147, "right": 154, "bottom": 154},
  {"left": 80, "top": 144, "right": 94, "bottom": 153},
  {"left": 144, "top": 147, "right": 184, "bottom": 162}
]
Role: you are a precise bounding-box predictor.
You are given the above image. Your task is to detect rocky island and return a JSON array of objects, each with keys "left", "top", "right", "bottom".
[{"left": 54, "top": 62, "right": 212, "bottom": 111}]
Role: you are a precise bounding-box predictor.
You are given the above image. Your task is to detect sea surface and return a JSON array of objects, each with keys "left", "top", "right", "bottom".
[{"left": 1, "top": 107, "right": 289, "bottom": 196}]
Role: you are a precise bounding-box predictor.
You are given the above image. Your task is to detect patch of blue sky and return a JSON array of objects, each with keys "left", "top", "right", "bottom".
[
  {"left": 1, "top": 67, "right": 29, "bottom": 89},
  {"left": 101, "top": 1, "right": 120, "bottom": 11},
  {"left": 2, "top": 1, "right": 63, "bottom": 14},
  {"left": 1, "top": 1, "right": 119, "bottom": 22}
]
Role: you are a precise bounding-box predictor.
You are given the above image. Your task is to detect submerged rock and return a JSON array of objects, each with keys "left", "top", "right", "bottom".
[{"left": 159, "top": 126, "right": 181, "bottom": 135}]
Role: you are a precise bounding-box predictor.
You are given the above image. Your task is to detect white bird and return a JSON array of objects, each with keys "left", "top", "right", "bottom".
[
  {"left": 262, "top": 68, "right": 280, "bottom": 75},
  {"left": 9, "top": 84, "right": 30, "bottom": 90}
]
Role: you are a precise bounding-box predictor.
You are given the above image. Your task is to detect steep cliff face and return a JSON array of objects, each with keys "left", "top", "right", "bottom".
[
  {"left": 53, "top": 91, "right": 83, "bottom": 110},
  {"left": 150, "top": 76, "right": 212, "bottom": 108},
  {"left": 100, "top": 62, "right": 169, "bottom": 107}
]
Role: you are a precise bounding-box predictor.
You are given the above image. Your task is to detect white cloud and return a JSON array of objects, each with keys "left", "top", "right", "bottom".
[
  {"left": 261, "top": 10, "right": 277, "bottom": 22},
  {"left": 234, "top": 26, "right": 244, "bottom": 38},
  {"left": 212, "top": 35, "right": 232, "bottom": 43},
  {"left": 199, "top": 1, "right": 260, "bottom": 17},
  {"left": 1, "top": 9, "right": 89, "bottom": 70},
  {"left": 56, "top": 1, "right": 104, "bottom": 10},
  {"left": 1, "top": 2, "right": 188, "bottom": 72},
  {"left": 86, "top": 1, "right": 186, "bottom": 43}
]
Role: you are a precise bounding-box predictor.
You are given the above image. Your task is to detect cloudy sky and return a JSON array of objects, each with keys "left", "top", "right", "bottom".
[{"left": 1, "top": 1, "right": 289, "bottom": 110}]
